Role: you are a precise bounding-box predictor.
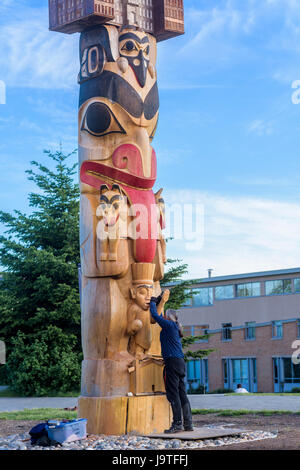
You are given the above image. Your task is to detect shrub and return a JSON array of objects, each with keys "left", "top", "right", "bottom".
[{"left": 6, "top": 328, "right": 81, "bottom": 396}]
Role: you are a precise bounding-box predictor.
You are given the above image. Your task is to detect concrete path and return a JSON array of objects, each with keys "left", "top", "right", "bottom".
[
  {"left": 0, "top": 397, "right": 78, "bottom": 412},
  {"left": 188, "top": 394, "right": 300, "bottom": 412},
  {"left": 0, "top": 394, "right": 300, "bottom": 413}
]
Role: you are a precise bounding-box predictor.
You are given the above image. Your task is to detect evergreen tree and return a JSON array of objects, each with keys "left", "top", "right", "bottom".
[{"left": 0, "top": 150, "right": 81, "bottom": 395}]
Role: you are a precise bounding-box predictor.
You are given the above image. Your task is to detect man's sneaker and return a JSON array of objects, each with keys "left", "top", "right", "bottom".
[
  {"left": 164, "top": 423, "right": 183, "bottom": 434},
  {"left": 184, "top": 424, "right": 194, "bottom": 431}
]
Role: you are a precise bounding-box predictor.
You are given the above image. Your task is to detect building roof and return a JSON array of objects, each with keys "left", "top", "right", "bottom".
[{"left": 167, "top": 267, "right": 300, "bottom": 287}]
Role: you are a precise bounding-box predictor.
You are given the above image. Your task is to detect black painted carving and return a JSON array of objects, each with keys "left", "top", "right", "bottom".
[
  {"left": 80, "top": 25, "right": 115, "bottom": 63},
  {"left": 79, "top": 71, "right": 159, "bottom": 120},
  {"left": 81, "top": 102, "right": 126, "bottom": 137}
]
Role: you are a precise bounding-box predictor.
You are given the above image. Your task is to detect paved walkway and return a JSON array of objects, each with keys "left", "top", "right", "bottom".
[
  {"left": 0, "top": 397, "right": 78, "bottom": 412},
  {"left": 188, "top": 394, "right": 300, "bottom": 412},
  {"left": 0, "top": 394, "right": 300, "bottom": 413}
]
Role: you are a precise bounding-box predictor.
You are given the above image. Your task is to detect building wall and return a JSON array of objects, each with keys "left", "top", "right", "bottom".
[
  {"left": 178, "top": 292, "right": 300, "bottom": 330},
  {"left": 187, "top": 321, "right": 299, "bottom": 392}
]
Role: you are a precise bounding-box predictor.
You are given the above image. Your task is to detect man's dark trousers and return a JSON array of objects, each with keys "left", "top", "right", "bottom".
[{"left": 163, "top": 357, "right": 192, "bottom": 425}]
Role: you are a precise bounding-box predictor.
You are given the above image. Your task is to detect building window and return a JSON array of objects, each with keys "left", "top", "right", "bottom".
[
  {"left": 283, "top": 358, "right": 300, "bottom": 384},
  {"left": 215, "top": 285, "right": 234, "bottom": 300},
  {"left": 186, "top": 359, "right": 208, "bottom": 393},
  {"left": 232, "top": 359, "right": 250, "bottom": 388},
  {"left": 223, "top": 358, "right": 257, "bottom": 392},
  {"left": 182, "top": 290, "right": 192, "bottom": 308},
  {"left": 192, "top": 287, "right": 213, "bottom": 307},
  {"left": 245, "top": 322, "right": 256, "bottom": 340},
  {"left": 222, "top": 323, "right": 232, "bottom": 341},
  {"left": 298, "top": 319, "right": 300, "bottom": 338},
  {"left": 272, "top": 321, "right": 283, "bottom": 339},
  {"left": 266, "top": 279, "right": 292, "bottom": 295},
  {"left": 237, "top": 282, "right": 260, "bottom": 297},
  {"left": 294, "top": 278, "right": 300, "bottom": 293},
  {"left": 273, "top": 357, "right": 300, "bottom": 392},
  {"left": 223, "top": 359, "right": 228, "bottom": 387}
]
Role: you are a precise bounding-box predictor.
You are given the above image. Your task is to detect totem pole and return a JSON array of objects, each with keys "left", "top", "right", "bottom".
[{"left": 48, "top": 0, "right": 184, "bottom": 435}]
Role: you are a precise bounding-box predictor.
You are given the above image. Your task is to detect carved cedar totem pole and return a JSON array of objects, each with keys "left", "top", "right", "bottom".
[{"left": 48, "top": 0, "right": 185, "bottom": 435}]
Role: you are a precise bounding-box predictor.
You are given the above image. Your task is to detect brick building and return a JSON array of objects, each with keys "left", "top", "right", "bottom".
[{"left": 175, "top": 267, "right": 300, "bottom": 393}]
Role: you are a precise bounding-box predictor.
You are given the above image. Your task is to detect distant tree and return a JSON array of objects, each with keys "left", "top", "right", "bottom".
[
  {"left": 0, "top": 149, "right": 81, "bottom": 395},
  {"left": 160, "top": 257, "right": 195, "bottom": 310}
]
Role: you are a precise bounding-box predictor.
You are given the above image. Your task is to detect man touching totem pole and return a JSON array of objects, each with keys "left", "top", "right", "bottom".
[{"left": 48, "top": 0, "right": 185, "bottom": 435}]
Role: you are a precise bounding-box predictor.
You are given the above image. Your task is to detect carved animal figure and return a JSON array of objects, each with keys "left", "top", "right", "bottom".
[{"left": 96, "top": 184, "right": 128, "bottom": 261}]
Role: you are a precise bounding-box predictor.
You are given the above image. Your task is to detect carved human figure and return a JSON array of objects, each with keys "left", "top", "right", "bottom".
[{"left": 127, "top": 263, "right": 155, "bottom": 358}]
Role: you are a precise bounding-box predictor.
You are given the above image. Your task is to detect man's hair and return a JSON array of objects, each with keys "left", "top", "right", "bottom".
[{"left": 166, "top": 309, "right": 184, "bottom": 338}]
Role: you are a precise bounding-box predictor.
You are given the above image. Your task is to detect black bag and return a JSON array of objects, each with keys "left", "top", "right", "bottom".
[{"left": 29, "top": 422, "right": 59, "bottom": 447}]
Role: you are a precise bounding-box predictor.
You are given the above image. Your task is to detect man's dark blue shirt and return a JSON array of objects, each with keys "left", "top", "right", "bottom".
[{"left": 150, "top": 301, "right": 184, "bottom": 360}]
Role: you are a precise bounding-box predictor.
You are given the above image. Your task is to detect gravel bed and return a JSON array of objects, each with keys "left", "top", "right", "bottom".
[{"left": 0, "top": 429, "right": 277, "bottom": 450}]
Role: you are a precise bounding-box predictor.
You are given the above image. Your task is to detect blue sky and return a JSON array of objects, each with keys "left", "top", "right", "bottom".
[{"left": 1, "top": 0, "right": 300, "bottom": 279}]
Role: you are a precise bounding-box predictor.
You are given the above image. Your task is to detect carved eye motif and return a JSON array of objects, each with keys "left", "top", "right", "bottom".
[
  {"left": 122, "top": 40, "right": 137, "bottom": 53},
  {"left": 82, "top": 102, "right": 125, "bottom": 138}
]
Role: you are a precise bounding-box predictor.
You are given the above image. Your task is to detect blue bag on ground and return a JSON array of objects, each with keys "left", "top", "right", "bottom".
[{"left": 29, "top": 422, "right": 50, "bottom": 445}]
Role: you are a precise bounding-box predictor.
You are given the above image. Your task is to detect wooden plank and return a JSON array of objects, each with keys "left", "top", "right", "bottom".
[{"left": 146, "top": 427, "right": 247, "bottom": 440}]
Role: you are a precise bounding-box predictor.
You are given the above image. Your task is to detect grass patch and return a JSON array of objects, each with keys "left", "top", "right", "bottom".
[
  {"left": 0, "top": 388, "right": 79, "bottom": 398},
  {"left": 0, "top": 408, "right": 78, "bottom": 421},
  {"left": 191, "top": 408, "right": 300, "bottom": 416}
]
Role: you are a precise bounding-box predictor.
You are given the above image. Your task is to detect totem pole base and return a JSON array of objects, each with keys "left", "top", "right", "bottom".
[{"left": 78, "top": 395, "right": 172, "bottom": 435}]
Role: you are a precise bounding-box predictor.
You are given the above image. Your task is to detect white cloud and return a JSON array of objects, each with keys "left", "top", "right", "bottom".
[
  {"left": 247, "top": 119, "right": 274, "bottom": 136},
  {"left": 0, "top": 3, "right": 78, "bottom": 90},
  {"left": 174, "top": 0, "right": 300, "bottom": 84},
  {"left": 164, "top": 189, "right": 300, "bottom": 279}
]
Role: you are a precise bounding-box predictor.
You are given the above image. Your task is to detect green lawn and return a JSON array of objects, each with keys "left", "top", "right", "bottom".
[{"left": 0, "top": 408, "right": 78, "bottom": 421}]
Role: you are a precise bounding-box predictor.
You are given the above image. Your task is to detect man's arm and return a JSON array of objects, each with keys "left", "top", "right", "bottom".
[
  {"left": 156, "top": 290, "right": 170, "bottom": 315},
  {"left": 150, "top": 301, "right": 171, "bottom": 329}
]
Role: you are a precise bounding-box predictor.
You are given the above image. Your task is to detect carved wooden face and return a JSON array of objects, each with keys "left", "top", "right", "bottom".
[
  {"left": 78, "top": 25, "right": 158, "bottom": 193},
  {"left": 96, "top": 184, "right": 127, "bottom": 227},
  {"left": 119, "top": 30, "right": 150, "bottom": 88},
  {"left": 131, "top": 284, "right": 154, "bottom": 311}
]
